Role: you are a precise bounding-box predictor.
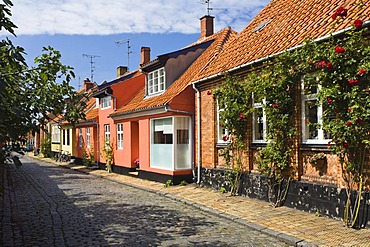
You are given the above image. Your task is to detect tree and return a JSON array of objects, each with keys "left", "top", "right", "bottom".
[{"left": 0, "top": 0, "right": 86, "bottom": 145}]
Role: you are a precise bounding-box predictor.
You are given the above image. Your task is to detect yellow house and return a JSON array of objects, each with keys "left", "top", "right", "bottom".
[{"left": 60, "top": 123, "right": 76, "bottom": 157}]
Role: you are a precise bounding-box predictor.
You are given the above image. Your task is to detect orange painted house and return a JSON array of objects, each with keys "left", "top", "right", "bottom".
[
  {"left": 109, "top": 16, "right": 236, "bottom": 184},
  {"left": 91, "top": 51, "right": 149, "bottom": 170}
]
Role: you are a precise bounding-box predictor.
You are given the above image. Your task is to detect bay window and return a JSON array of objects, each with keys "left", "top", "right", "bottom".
[{"left": 150, "top": 117, "right": 191, "bottom": 170}]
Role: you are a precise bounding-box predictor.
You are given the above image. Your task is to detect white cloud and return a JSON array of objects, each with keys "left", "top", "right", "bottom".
[{"left": 11, "top": 0, "right": 269, "bottom": 35}]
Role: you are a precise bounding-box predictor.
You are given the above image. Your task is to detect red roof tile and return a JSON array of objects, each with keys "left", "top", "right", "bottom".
[{"left": 196, "top": 0, "right": 370, "bottom": 80}]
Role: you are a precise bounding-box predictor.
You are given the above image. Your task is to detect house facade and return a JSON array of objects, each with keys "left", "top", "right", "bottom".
[
  {"left": 109, "top": 16, "right": 236, "bottom": 184},
  {"left": 190, "top": 0, "right": 370, "bottom": 223}
]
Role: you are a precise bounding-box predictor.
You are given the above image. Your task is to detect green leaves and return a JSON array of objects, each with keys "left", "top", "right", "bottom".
[{"left": 0, "top": 2, "right": 85, "bottom": 143}]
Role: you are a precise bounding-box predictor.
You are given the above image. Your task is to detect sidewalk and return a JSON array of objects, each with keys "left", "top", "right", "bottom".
[{"left": 28, "top": 154, "right": 370, "bottom": 247}]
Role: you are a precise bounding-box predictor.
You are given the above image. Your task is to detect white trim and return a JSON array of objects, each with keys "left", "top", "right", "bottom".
[
  {"left": 100, "top": 96, "right": 111, "bottom": 109},
  {"left": 86, "top": 127, "right": 91, "bottom": 148},
  {"left": 147, "top": 67, "right": 165, "bottom": 96},
  {"left": 301, "top": 78, "right": 330, "bottom": 144},
  {"left": 117, "top": 123, "right": 123, "bottom": 150},
  {"left": 252, "top": 95, "right": 267, "bottom": 143}
]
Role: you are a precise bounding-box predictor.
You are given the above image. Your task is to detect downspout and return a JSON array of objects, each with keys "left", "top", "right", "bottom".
[
  {"left": 192, "top": 83, "right": 202, "bottom": 185},
  {"left": 95, "top": 121, "right": 100, "bottom": 166}
]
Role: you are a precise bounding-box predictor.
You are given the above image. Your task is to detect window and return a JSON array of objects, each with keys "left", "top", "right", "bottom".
[
  {"left": 153, "top": 118, "right": 173, "bottom": 144},
  {"left": 217, "top": 103, "right": 229, "bottom": 143},
  {"left": 52, "top": 126, "right": 60, "bottom": 143},
  {"left": 252, "top": 94, "right": 267, "bottom": 143},
  {"left": 66, "top": 129, "right": 70, "bottom": 145},
  {"left": 117, "top": 123, "right": 123, "bottom": 149},
  {"left": 301, "top": 78, "right": 330, "bottom": 144},
  {"left": 62, "top": 129, "right": 66, "bottom": 145},
  {"left": 78, "top": 128, "right": 83, "bottom": 147},
  {"left": 150, "top": 117, "right": 191, "bottom": 170},
  {"left": 86, "top": 128, "right": 91, "bottom": 148},
  {"left": 147, "top": 68, "right": 165, "bottom": 95},
  {"left": 104, "top": 124, "right": 110, "bottom": 144},
  {"left": 100, "top": 96, "right": 111, "bottom": 109}
]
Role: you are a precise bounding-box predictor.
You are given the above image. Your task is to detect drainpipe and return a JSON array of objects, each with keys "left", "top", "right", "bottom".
[
  {"left": 95, "top": 121, "right": 100, "bottom": 166},
  {"left": 192, "top": 83, "right": 202, "bottom": 185}
]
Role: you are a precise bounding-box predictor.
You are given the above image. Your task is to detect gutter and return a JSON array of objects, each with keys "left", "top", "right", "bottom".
[
  {"left": 192, "top": 83, "right": 202, "bottom": 185},
  {"left": 192, "top": 21, "right": 370, "bottom": 85}
]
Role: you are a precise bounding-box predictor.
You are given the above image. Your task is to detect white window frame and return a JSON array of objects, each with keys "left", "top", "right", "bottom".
[
  {"left": 52, "top": 125, "right": 60, "bottom": 143},
  {"left": 86, "top": 128, "right": 91, "bottom": 148},
  {"left": 78, "top": 128, "right": 83, "bottom": 147},
  {"left": 100, "top": 96, "right": 111, "bottom": 109},
  {"left": 147, "top": 68, "right": 165, "bottom": 95},
  {"left": 301, "top": 78, "right": 330, "bottom": 144},
  {"left": 252, "top": 94, "right": 267, "bottom": 143},
  {"left": 104, "top": 124, "right": 110, "bottom": 145},
  {"left": 216, "top": 102, "right": 229, "bottom": 144},
  {"left": 117, "top": 123, "right": 123, "bottom": 149}
]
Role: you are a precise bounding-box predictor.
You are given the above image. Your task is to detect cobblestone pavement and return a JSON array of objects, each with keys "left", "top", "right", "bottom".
[{"left": 1, "top": 156, "right": 292, "bottom": 247}]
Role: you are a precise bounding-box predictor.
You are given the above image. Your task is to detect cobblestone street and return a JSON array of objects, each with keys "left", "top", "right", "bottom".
[{"left": 0, "top": 156, "right": 290, "bottom": 246}]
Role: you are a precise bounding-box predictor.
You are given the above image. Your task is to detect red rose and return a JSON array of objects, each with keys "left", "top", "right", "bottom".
[
  {"left": 356, "top": 118, "right": 363, "bottom": 124},
  {"left": 358, "top": 68, "right": 366, "bottom": 76},
  {"left": 273, "top": 103, "right": 278, "bottom": 109},
  {"left": 207, "top": 90, "right": 212, "bottom": 95},
  {"left": 354, "top": 19, "right": 363, "bottom": 29},
  {"left": 327, "top": 97, "right": 333, "bottom": 104},
  {"left": 326, "top": 62, "right": 333, "bottom": 69},
  {"left": 348, "top": 79, "right": 359, "bottom": 85},
  {"left": 220, "top": 123, "right": 225, "bottom": 127},
  {"left": 335, "top": 46, "right": 346, "bottom": 54},
  {"left": 346, "top": 121, "right": 352, "bottom": 127},
  {"left": 332, "top": 7, "right": 348, "bottom": 19},
  {"left": 327, "top": 142, "right": 331, "bottom": 147},
  {"left": 239, "top": 113, "right": 245, "bottom": 119},
  {"left": 222, "top": 135, "right": 228, "bottom": 142},
  {"left": 343, "top": 142, "right": 349, "bottom": 148},
  {"left": 315, "top": 60, "right": 326, "bottom": 68}
]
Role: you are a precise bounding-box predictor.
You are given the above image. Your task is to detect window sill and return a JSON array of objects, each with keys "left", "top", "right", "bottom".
[
  {"left": 300, "top": 143, "right": 330, "bottom": 151},
  {"left": 216, "top": 142, "right": 229, "bottom": 148}
]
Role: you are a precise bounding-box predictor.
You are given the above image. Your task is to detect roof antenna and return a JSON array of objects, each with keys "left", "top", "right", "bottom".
[
  {"left": 82, "top": 54, "right": 100, "bottom": 83},
  {"left": 115, "top": 36, "right": 140, "bottom": 71},
  {"left": 200, "top": 0, "right": 213, "bottom": 15}
]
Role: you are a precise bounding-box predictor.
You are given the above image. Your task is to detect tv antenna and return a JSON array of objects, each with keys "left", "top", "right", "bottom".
[
  {"left": 200, "top": 0, "right": 213, "bottom": 15},
  {"left": 82, "top": 54, "right": 100, "bottom": 83},
  {"left": 115, "top": 35, "right": 140, "bottom": 71}
]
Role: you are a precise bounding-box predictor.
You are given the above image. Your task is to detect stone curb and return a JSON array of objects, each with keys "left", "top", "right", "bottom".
[{"left": 27, "top": 155, "right": 317, "bottom": 247}]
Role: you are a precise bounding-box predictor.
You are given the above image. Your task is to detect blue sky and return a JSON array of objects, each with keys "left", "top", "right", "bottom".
[{"left": 2, "top": 0, "right": 269, "bottom": 90}]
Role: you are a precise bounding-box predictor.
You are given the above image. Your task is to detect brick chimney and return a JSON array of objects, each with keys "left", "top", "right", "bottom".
[
  {"left": 200, "top": 15, "right": 214, "bottom": 39},
  {"left": 116, "top": 66, "right": 128, "bottom": 77},
  {"left": 83, "top": 78, "right": 94, "bottom": 92},
  {"left": 140, "top": 47, "right": 151, "bottom": 66}
]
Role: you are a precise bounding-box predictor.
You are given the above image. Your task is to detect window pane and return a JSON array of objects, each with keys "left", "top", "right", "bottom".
[
  {"left": 305, "top": 100, "right": 318, "bottom": 140},
  {"left": 254, "top": 107, "right": 264, "bottom": 140}
]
